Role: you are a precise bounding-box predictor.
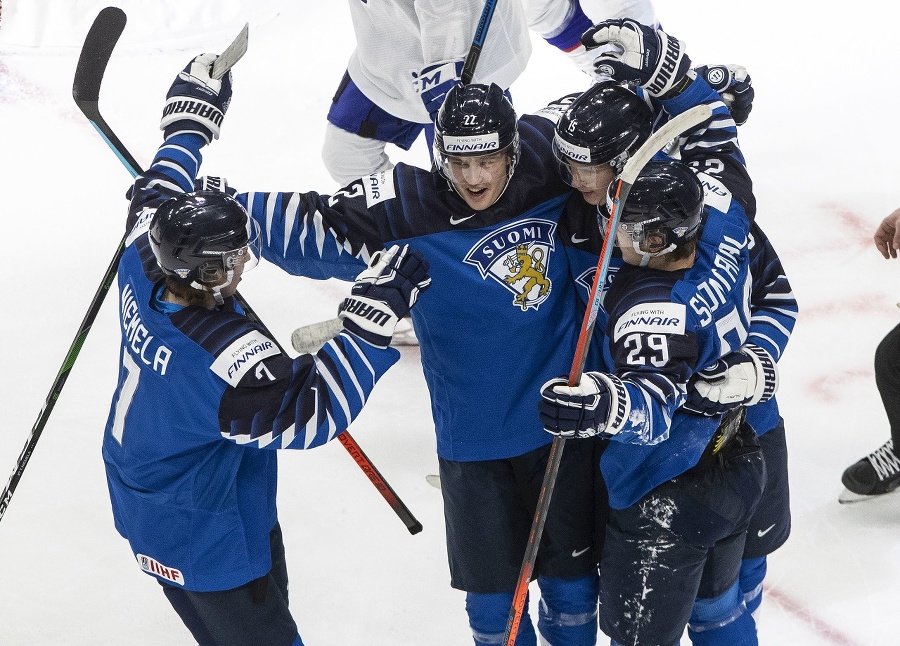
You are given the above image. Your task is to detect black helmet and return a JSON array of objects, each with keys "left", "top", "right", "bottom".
[
  {"left": 553, "top": 82, "right": 654, "bottom": 180},
  {"left": 149, "top": 191, "right": 260, "bottom": 288},
  {"left": 603, "top": 160, "right": 704, "bottom": 259},
  {"left": 433, "top": 83, "right": 520, "bottom": 185}
]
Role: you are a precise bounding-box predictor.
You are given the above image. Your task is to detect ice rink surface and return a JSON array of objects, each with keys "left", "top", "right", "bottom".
[{"left": 1, "top": 1, "right": 899, "bottom": 644}]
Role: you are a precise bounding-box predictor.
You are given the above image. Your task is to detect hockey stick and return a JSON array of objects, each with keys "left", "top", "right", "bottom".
[
  {"left": 461, "top": 0, "right": 498, "bottom": 84},
  {"left": 501, "top": 104, "right": 713, "bottom": 645},
  {"left": 0, "top": 7, "right": 130, "bottom": 525}
]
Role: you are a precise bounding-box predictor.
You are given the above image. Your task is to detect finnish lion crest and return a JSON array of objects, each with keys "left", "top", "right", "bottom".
[
  {"left": 464, "top": 218, "right": 556, "bottom": 311},
  {"left": 503, "top": 243, "right": 550, "bottom": 309}
]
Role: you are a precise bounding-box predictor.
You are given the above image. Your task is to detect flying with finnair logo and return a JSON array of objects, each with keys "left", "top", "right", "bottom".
[
  {"left": 210, "top": 331, "right": 281, "bottom": 386},
  {"left": 443, "top": 132, "right": 500, "bottom": 154},
  {"left": 464, "top": 218, "right": 556, "bottom": 311}
]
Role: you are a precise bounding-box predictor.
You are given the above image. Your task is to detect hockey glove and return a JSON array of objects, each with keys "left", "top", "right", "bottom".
[
  {"left": 694, "top": 64, "right": 754, "bottom": 125},
  {"left": 412, "top": 59, "right": 464, "bottom": 122},
  {"left": 339, "top": 244, "right": 431, "bottom": 347},
  {"left": 581, "top": 19, "right": 692, "bottom": 98},
  {"left": 539, "top": 372, "right": 614, "bottom": 438},
  {"left": 683, "top": 343, "right": 779, "bottom": 416},
  {"left": 160, "top": 53, "right": 233, "bottom": 144}
]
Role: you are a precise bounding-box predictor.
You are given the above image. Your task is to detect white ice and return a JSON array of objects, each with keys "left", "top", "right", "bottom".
[{"left": 1, "top": 1, "right": 899, "bottom": 644}]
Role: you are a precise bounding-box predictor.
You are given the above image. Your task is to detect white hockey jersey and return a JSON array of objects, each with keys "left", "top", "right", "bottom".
[{"left": 345, "top": 0, "right": 532, "bottom": 124}]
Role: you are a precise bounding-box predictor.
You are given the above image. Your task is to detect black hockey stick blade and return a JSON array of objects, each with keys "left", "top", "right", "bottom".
[
  {"left": 73, "top": 6, "right": 141, "bottom": 176},
  {"left": 72, "top": 7, "right": 125, "bottom": 104}
]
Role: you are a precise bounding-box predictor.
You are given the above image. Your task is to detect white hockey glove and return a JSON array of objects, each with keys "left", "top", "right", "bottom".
[
  {"left": 684, "top": 344, "right": 779, "bottom": 416},
  {"left": 694, "top": 64, "right": 754, "bottom": 125},
  {"left": 581, "top": 19, "right": 692, "bottom": 98},
  {"left": 338, "top": 244, "right": 431, "bottom": 348},
  {"left": 160, "top": 53, "right": 233, "bottom": 144},
  {"left": 412, "top": 59, "right": 464, "bottom": 122},
  {"left": 539, "top": 372, "right": 625, "bottom": 438}
]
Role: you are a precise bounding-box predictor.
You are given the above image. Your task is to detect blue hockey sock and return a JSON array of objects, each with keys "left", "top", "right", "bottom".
[
  {"left": 739, "top": 556, "right": 767, "bottom": 615},
  {"left": 687, "top": 581, "right": 757, "bottom": 646},
  {"left": 536, "top": 575, "right": 598, "bottom": 646},
  {"left": 466, "top": 591, "right": 537, "bottom": 646}
]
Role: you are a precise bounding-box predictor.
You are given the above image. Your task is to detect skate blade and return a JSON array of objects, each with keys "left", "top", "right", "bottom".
[{"left": 838, "top": 487, "right": 898, "bottom": 504}]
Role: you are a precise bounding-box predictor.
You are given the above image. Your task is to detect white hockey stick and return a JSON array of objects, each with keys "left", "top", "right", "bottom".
[
  {"left": 211, "top": 23, "right": 248, "bottom": 80},
  {"left": 291, "top": 317, "right": 344, "bottom": 354}
]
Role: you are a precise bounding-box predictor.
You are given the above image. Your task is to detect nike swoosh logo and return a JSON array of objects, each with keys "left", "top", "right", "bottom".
[
  {"left": 450, "top": 214, "right": 476, "bottom": 225},
  {"left": 571, "top": 547, "right": 591, "bottom": 558},
  {"left": 757, "top": 524, "right": 776, "bottom": 538},
  {"left": 571, "top": 234, "right": 588, "bottom": 244}
]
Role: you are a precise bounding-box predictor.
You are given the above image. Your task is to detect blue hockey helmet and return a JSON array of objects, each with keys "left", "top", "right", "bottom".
[
  {"left": 149, "top": 191, "right": 261, "bottom": 291},
  {"left": 602, "top": 160, "right": 704, "bottom": 259},
  {"left": 433, "top": 83, "right": 519, "bottom": 202}
]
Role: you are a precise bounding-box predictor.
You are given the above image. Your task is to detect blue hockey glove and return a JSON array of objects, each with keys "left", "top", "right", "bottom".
[
  {"left": 581, "top": 19, "right": 692, "bottom": 98},
  {"left": 683, "top": 344, "right": 779, "bottom": 416},
  {"left": 339, "top": 244, "right": 431, "bottom": 347},
  {"left": 160, "top": 53, "right": 233, "bottom": 144},
  {"left": 539, "top": 372, "right": 612, "bottom": 438},
  {"left": 694, "top": 64, "right": 754, "bottom": 125},
  {"left": 412, "top": 59, "right": 464, "bottom": 122}
]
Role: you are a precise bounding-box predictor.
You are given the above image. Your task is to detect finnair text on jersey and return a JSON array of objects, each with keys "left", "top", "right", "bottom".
[
  {"left": 226, "top": 340, "right": 276, "bottom": 381},
  {"left": 121, "top": 283, "right": 172, "bottom": 375}
]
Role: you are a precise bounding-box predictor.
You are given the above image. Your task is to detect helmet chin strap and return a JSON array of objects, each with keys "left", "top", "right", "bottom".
[
  {"left": 191, "top": 269, "right": 235, "bottom": 306},
  {"left": 630, "top": 240, "right": 677, "bottom": 267}
]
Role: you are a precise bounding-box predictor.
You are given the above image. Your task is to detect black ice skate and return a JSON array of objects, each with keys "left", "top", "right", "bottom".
[{"left": 839, "top": 438, "right": 900, "bottom": 503}]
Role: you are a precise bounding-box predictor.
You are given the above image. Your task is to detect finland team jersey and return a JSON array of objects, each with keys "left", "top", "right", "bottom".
[
  {"left": 102, "top": 134, "right": 402, "bottom": 592},
  {"left": 226, "top": 115, "right": 581, "bottom": 462}
]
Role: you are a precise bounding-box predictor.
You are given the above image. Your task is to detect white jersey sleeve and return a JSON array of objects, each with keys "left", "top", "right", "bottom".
[{"left": 346, "top": 0, "right": 531, "bottom": 124}]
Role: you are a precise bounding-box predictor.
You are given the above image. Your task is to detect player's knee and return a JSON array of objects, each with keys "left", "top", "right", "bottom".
[
  {"left": 466, "top": 591, "right": 537, "bottom": 646},
  {"left": 536, "top": 575, "right": 598, "bottom": 646},
  {"left": 322, "top": 122, "right": 391, "bottom": 186},
  {"left": 689, "top": 580, "right": 746, "bottom": 630},
  {"left": 739, "top": 556, "right": 767, "bottom": 614}
]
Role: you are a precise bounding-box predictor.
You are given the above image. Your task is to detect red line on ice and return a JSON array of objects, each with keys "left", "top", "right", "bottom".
[{"left": 767, "top": 586, "right": 864, "bottom": 646}]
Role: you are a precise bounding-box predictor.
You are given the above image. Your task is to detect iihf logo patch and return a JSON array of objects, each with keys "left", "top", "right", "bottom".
[
  {"left": 464, "top": 219, "right": 556, "bottom": 311},
  {"left": 137, "top": 553, "right": 184, "bottom": 585}
]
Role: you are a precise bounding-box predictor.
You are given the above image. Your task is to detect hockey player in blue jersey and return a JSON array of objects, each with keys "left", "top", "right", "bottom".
[
  {"left": 101, "top": 55, "right": 431, "bottom": 646},
  {"left": 549, "top": 70, "right": 796, "bottom": 642},
  {"left": 540, "top": 160, "right": 766, "bottom": 646}
]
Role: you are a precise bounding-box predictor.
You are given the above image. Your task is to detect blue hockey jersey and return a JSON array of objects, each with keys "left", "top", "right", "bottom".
[
  {"left": 102, "top": 134, "right": 402, "bottom": 592},
  {"left": 226, "top": 116, "right": 583, "bottom": 462}
]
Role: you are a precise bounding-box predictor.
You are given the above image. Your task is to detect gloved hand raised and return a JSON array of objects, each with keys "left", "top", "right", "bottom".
[
  {"left": 412, "top": 59, "right": 463, "bottom": 122},
  {"left": 160, "top": 53, "right": 233, "bottom": 144},
  {"left": 683, "top": 343, "right": 779, "bottom": 416},
  {"left": 694, "top": 64, "right": 754, "bottom": 125},
  {"left": 539, "top": 372, "right": 613, "bottom": 438},
  {"left": 339, "top": 244, "right": 431, "bottom": 347},
  {"left": 581, "top": 19, "right": 691, "bottom": 98}
]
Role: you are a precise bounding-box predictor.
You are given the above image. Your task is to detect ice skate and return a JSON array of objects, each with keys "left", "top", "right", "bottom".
[{"left": 839, "top": 438, "right": 900, "bottom": 503}]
